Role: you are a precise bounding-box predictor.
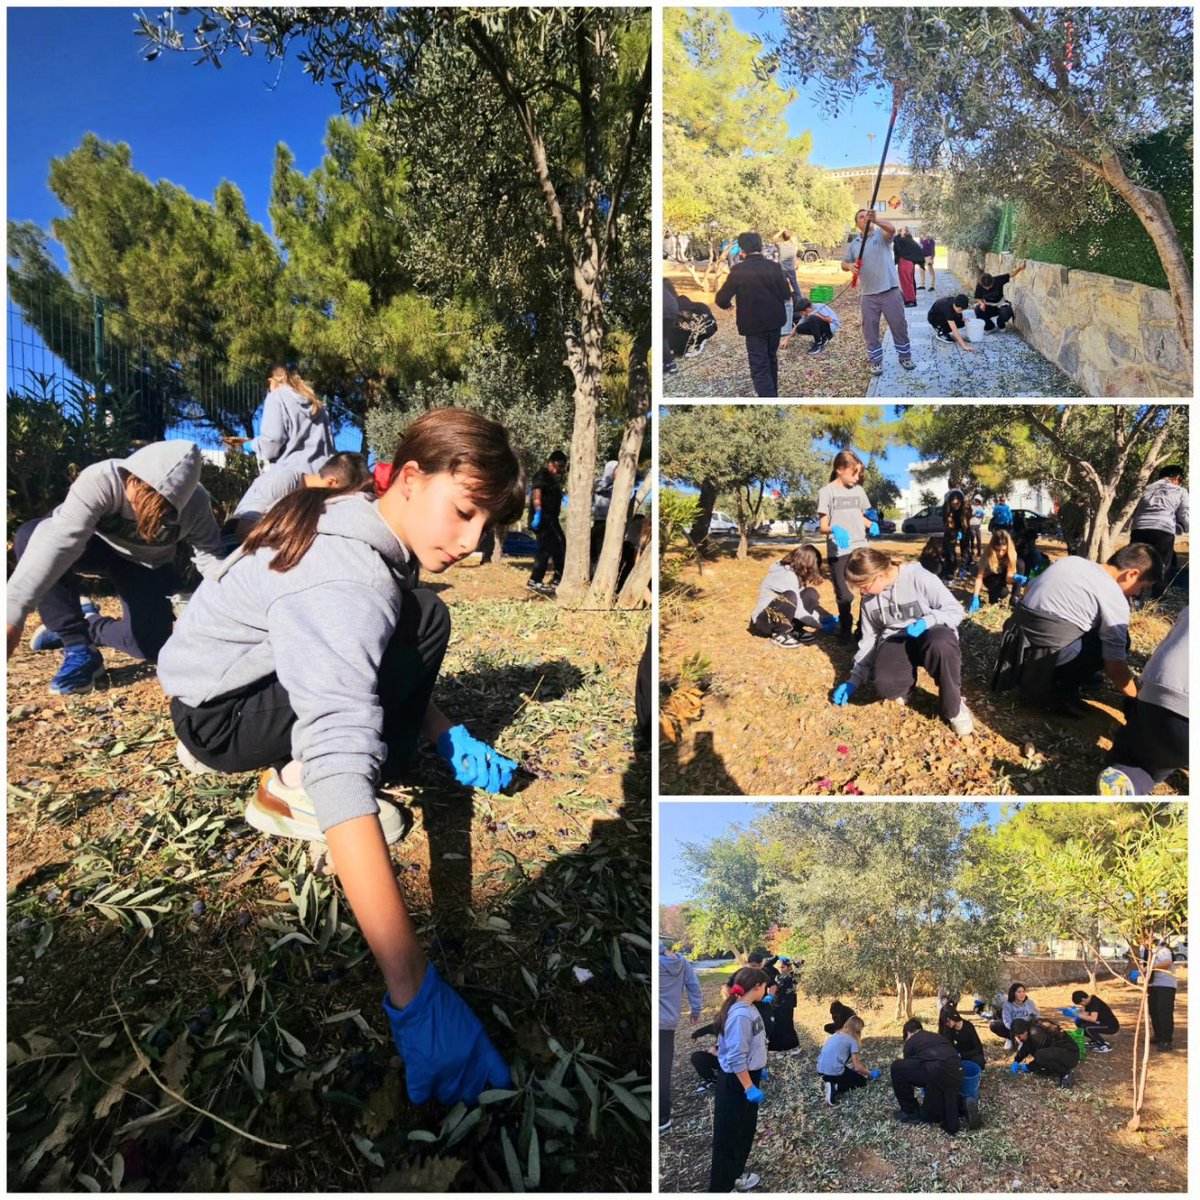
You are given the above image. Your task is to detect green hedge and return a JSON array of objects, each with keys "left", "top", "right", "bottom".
[{"left": 1013, "top": 131, "right": 1192, "bottom": 289}]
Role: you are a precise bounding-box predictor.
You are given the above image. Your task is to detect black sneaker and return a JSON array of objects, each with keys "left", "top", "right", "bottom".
[
  {"left": 892, "top": 1109, "right": 922, "bottom": 1124},
  {"left": 1059, "top": 1073, "right": 1075, "bottom": 1089},
  {"left": 807, "top": 341, "right": 827, "bottom": 355},
  {"left": 934, "top": 330, "right": 955, "bottom": 344}
]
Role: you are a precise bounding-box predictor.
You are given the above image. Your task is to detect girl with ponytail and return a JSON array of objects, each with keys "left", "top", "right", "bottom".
[
  {"left": 253, "top": 364, "right": 336, "bottom": 475},
  {"left": 817, "top": 450, "right": 880, "bottom": 643},
  {"left": 710, "top": 967, "right": 770, "bottom": 1192},
  {"left": 157, "top": 409, "right": 526, "bottom": 1111}
]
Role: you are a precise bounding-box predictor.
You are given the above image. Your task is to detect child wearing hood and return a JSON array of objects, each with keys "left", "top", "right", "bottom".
[
  {"left": 157, "top": 409, "right": 523, "bottom": 1110},
  {"left": 748, "top": 545, "right": 839, "bottom": 647},
  {"left": 7, "top": 440, "right": 225, "bottom": 695}
]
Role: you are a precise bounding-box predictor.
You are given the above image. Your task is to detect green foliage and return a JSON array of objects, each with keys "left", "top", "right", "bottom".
[
  {"left": 6, "top": 377, "right": 138, "bottom": 537},
  {"left": 760, "top": 803, "right": 1007, "bottom": 1012},
  {"left": 659, "top": 406, "right": 828, "bottom": 551},
  {"left": 199, "top": 450, "right": 261, "bottom": 524},
  {"left": 680, "top": 831, "right": 780, "bottom": 961},
  {"left": 773, "top": 8, "right": 1193, "bottom": 299},
  {"left": 664, "top": 9, "right": 851, "bottom": 250},
  {"left": 658, "top": 488, "right": 701, "bottom": 555},
  {"left": 1015, "top": 131, "right": 1194, "bottom": 289}
]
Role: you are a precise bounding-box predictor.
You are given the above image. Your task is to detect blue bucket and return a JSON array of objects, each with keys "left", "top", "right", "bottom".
[{"left": 961, "top": 1058, "right": 982, "bottom": 1101}]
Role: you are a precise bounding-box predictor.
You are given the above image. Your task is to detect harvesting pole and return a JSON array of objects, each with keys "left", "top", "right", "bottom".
[{"left": 852, "top": 84, "right": 904, "bottom": 289}]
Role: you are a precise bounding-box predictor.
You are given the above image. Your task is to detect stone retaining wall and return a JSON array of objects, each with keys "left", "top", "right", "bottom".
[
  {"left": 947, "top": 249, "right": 1190, "bottom": 397},
  {"left": 997, "top": 957, "right": 1119, "bottom": 990}
]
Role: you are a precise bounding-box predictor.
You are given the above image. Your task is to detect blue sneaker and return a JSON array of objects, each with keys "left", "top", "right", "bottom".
[
  {"left": 29, "top": 602, "right": 99, "bottom": 653},
  {"left": 48, "top": 646, "right": 106, "bottom": 696}
]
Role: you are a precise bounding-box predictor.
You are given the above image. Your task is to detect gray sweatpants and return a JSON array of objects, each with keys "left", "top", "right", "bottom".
[{"left": 861, "top": 286, "right": 911, "bottom": 364}]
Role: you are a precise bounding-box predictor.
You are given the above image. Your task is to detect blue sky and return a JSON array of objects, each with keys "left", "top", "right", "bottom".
[
  {"left": 727, "top": 6, "right": 906, "bottom": 169},
  {"left": 660, "top": 405, "right": 923, "bottom": 490},
  {"left": 7, "top": 8, "right": 340, "bottom": 243},
  {"left": 660, "top": 801, "right": 1008, "bottom": 906},
  {"left": 7, "top": 8, "right": 359, "bottom": 449}
]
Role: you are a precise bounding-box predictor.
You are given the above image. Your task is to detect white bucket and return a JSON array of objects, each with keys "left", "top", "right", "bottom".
[{"left": 963, "top": 317, "right": 986, "bottom": 344}]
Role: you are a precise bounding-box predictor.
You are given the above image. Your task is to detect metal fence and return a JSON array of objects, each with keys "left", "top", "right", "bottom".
[{"left": 7, "top": 287, "right": 264, "bottom": 449}]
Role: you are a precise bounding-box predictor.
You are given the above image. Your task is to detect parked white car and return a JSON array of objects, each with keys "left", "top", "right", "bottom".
[{"left": 708, "top": 510, "right": 738, "bottom": 536}]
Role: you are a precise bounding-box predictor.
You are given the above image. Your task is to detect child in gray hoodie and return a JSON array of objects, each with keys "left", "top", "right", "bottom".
[
  {"left": 830, "top": 548, "right": 973, "bottom": 736},
  {"left": 6, "top": 440, "right": 225, "bottom": 696},
  {"left": 252, "top": 365, "right": 336, "bottom": 475},
  {"left": 711, "top": 966, "right": 771, "bottom": 1193},
  {"left": 748, "top": 545, "right": 838, "bottom": 647},
  {"left": 157, "top": 408, "right": 523, "bottom": 1111}
]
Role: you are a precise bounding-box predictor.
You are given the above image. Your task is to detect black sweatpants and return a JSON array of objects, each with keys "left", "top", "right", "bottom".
[
  {"left": 709, "top": 1068, "right": 763, "bottom": 1192},
  {"left": 744, "top": 329, "right": 781, "bottom": 398},
  {"left": 871, "top": 626, "right": 963, "bottom": 720},
  {"left": 749, "top": 589, "right": 819, "bottom": 638},
  {"left": 13, "top": 517, "right": 183, "bottom": 663},
  {"left": 1025, "top": 1044, "right": 1078, "bottom": 1079},
  {"left": 1078, "top": 1017, "right": 1119, "bottom": 1046},
  {"left": 1130, "top": 527, "right": 1176, "bottom": 599},
  {"left": 988, "top": 1019, "right": 1014, "bottom": 1041},
  {"left": 829, "top": 555, "right": 859, "bottom": 639},
  {"left": 692, "top": 1049, "right": 719, "bottom": 1085},
  {"left": 890, "top": 1058, "right": 962, "bottom": 1133},
  {"left": 975, "top": 301, "right": 1013, "bottom": 330},
  {"left": 982, "top": 572, "right": 1010, "bottom": 604},
  {"left": 821, "top": 1066, "right": 867, "bottom": 1103},
  {"left": 530, "top": 516, "right": 565, "bottom": 585},
  {"left": 659, "top": 1029, "right": 676, "bottom": 1125},
  {"left": 792, "top": 315, "right": 833, "bottom": 345},
  {"left": 1107, "top": 699, "right": 1188, "bottom": 792},
  {"left": 1148, "top": 985, "right": 1176, "bottom": 1044},
  {"left": 171, "top": 588, "right": 450, "bottom": 779}
]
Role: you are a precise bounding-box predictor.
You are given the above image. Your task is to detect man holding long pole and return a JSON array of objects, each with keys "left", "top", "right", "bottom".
[{"left": 841, "top": 208, "right": 915, "bottom": 377}]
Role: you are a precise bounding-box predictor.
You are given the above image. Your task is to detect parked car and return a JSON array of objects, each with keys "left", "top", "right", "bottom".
[
  {"left": 800, "top": 242, "right": 823, "bottom": 262},
  {"left": 707, "top": 510, "right": 739, "bottom": 536},
  {"left": 901, "top": 507, "right": 949, "bottom": 535}
]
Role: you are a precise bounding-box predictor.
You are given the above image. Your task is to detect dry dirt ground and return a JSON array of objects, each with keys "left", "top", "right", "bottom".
[
  {"left": 7, "top": 555, "right": 650, "bottom": 1192},
  {"left": 660, "top": 973, "right": 1188, "bottom": 1193},
  {"left": 662, "top": 260, "right": 873, "bottom": 399},
  {"left": 660, "top": 538, "right": 1188, "bottom": 797}
]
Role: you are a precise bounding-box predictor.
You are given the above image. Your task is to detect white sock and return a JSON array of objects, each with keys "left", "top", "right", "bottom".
[{"left": 279, "top": 760, "right": 304, "bottom": 789}]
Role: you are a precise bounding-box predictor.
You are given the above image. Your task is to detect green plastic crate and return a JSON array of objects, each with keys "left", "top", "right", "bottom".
[{"left": 810, "top": 285, "right": 835, "bottom": 302}]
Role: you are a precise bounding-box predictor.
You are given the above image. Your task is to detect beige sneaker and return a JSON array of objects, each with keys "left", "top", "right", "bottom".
[
  {"left": 245, "top": 769, "right": 407, "bottom": 845},
  {"left": 176, "top": 739, "right": 217, "bottom": 775},
  {"left": 948, "top": 705, "right": 975, "bottom": 737}
]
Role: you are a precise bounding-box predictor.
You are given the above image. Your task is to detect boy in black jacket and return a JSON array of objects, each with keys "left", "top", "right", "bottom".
[
  {"left": 891, "top": 1018, "right": 975, "bottom": 1133},
  {"left": 974, "top": 262, "right": 1027, "bottom": 330},
  {"left": 928, "top": 294, "right": 977, "bottom": 352},
  {"left": 1065, "top": 991, "right": 1119, "bottom": 1052},
  {"left": 527, "top": 451, "right": 567, "bottom": 595},
  {"left": 714, "top": 231, "right": 792, "bottom": 398}
]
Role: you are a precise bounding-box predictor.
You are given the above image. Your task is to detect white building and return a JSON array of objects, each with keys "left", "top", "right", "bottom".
[{"left": 899, "top": 462, "right": 1054, "bottom": 519}]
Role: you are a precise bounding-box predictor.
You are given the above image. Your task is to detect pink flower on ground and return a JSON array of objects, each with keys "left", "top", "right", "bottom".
[
  {"left": 837, "top": 744, "right": 849, "bottom": 755},
  {"left": 817, "top": 777, "right": 833, "bottom": 791}
]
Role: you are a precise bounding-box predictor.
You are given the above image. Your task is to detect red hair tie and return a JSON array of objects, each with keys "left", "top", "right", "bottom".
[{"left": 729, "top": 984, "right": 745, "bottom": 996}]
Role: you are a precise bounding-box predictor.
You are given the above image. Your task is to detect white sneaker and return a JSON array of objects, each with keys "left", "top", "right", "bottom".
[
  {"left": 734, "top": 1174, "right": 760, "bottom": 1192},
  {"left": 659, "top": 1119, "right": 672, "bottom": 1133},
  {"left": 1004, "top": 1039, "right": 1014, "bottom": 1050},
  {"left": 245, "top": 769, "right": 406, "bottom": 845},
  {"left": 788, "top": 1047, "right": 802, "bottom": 1056},
  {"left": 948, "top": 705, "right": 975, "bottom": 736},
  {"left": 176, "top": 739, "right": 217, "bottom": 775}
]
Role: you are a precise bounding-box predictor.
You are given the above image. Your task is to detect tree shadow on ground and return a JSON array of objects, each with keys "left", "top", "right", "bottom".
[{"left": 661, "top": 730, "right": 744, "bottom": 796}]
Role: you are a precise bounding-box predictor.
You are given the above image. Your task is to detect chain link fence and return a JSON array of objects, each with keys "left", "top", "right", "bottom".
[{"left": 7, "top": 287, "right": 264, "bottom": 450}]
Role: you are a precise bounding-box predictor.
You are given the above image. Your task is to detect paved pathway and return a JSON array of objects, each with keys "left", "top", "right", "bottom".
[{"left": 865, "top": 270, "right": 1085, "bottom": 398}]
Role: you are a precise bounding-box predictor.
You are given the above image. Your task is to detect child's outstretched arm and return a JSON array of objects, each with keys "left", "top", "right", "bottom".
[{"left": 330, "top": 815, "right": 512, "bottom": 1106}]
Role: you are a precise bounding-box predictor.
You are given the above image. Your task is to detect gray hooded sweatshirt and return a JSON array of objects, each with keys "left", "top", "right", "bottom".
[
  {"left": 1130, "top": 477, "right": 1189, "bottom": 536},
  {"left": 1138, "top": 606, "right": 1188, "bottom": 719},
  {"left": 850, "top": 562, "right": 964, "bottom": 686},
  {"left": 7, "top": 441, "right": 224, "bottom": 629},
  {"left": 254, "top": 384, "right": 335, "bottom": 474},
  {"left": 716, "top": 1001, "right": 768, "bottom": 1073},
  {"left": 750, "top": 562, "right": 825, "bottom": 627},
  {"left": 232, "top": 466, "right": 306, "bottom": 521},
  {"left": 156, "top": 493, "right": 416, "bottom": 833},
  {"left": 659, "top": 952, "right": 703, "bottom": 1030}
]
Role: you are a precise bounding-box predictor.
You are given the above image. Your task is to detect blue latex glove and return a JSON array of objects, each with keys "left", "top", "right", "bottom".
[
  {"left": 531, "top": 509, "right": 542, "bottom": 530},
  {"left": 1058, "top": 1006, "right": 1082, "bottom": 1018},
  {"left": 819, "top": 614, "right": 839, "bottom": 634},
  {"left": 864, "top": 508, "right": 880, "bottom": 522},
  {"left": 383, "top": 963, "right": 511, "bottom": 1105},
  {"left": 832, "top": 681, "right": 857, "bottom": 706},
  {"left": 761, "top": 994, "right": 773, "bottom": 1005},
  {"left": 831, "top": 525, "right": 852, "bottom": 550},
  {"left": 906, "top": 618, "right": 928, "bottom": 638},
  {"left": 745, "top": 1086, "right": 765, "bottom": 1104},
  {"left": 761, "top": 1067, "right": 769, "bottom": 1081},
  {"left": 968, "top": 596, "right": 981, "bottom": 614},
  {"left": 868, "top": 1068, "right": 880, "bottom": 1080},
  {"left": 868, "top": 521, "right": 881, "bottom": 537},
  {"left": 437, "top": 725, "right": 518, "bottom": 793},
  {"left": 1010, "top": 1061, "right": 1029, "bottom": 1075},
  {"left": 1130, "top": 969, "right": 1140, "bottom": 983},
  {"left": 1012, "top": 573, "right": 1028, "bottom": 585}
]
